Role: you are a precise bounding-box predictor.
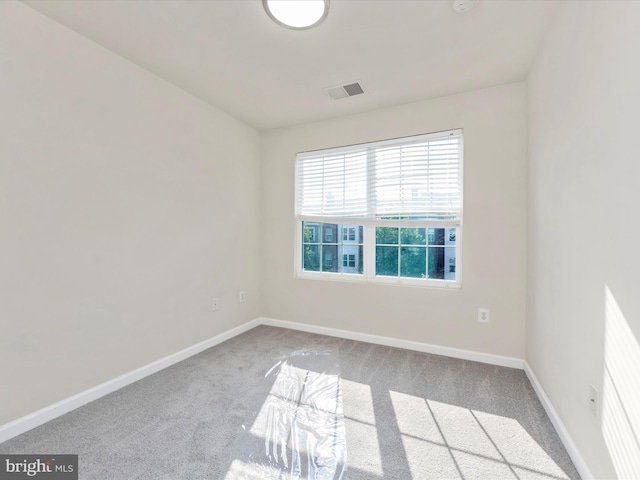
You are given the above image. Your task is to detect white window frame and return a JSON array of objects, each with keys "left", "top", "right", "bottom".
[{"left": 294, "top": 130, "right": 463, "bottom": 289}]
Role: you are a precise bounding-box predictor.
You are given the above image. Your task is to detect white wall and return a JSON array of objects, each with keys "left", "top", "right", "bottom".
[
  {"left": 527, "top": 2, "right": 640, "bottom": 478},
  {"left": 0, "top": 2, "right": 261, "bottom": 425},
  {"left": 262, "top": 83, "right": 527, "bottom": 359}
]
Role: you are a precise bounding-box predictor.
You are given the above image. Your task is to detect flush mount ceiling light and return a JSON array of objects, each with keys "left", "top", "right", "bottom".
[
  {"left": 452, "top": 0, "right": 478, "bottom": 14},
  {"left": 263, "top": 0, "right": 329, "bottom": 30}
]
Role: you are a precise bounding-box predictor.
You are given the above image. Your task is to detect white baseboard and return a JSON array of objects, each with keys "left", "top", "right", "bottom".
[
  {"left": 259, "top": 317, "right": 525, "bottom": 369},
  {"left": 0, "top": 318, "right": 260, "bottom": 444},
  {"left": 524, "top": 362, "right": 594, "bottom": 480}
]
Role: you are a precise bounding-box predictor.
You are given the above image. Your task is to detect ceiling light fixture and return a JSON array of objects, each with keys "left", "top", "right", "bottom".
[
  {"left": 263, "top": 0, "right": 329, "bottom": 30},
  {"left": 452, "top": 0, "right": 478, "bottom": 14}
]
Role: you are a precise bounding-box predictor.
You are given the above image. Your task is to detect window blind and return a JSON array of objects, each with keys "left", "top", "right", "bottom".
[{"left": 296, "top": 129, "right": 462, "bottom": 222}]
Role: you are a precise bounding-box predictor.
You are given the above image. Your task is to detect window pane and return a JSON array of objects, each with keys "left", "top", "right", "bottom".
[
  {"left": 303, "top": 244, "right": 320, "bottom": 271},
  {"left": 376, "top": 246, "right": 398, "bottom": 276},
  {"left": 302, "top": 222, "right": 363, "bottom": 276},
  {"left": 401, "top": 246, "right": 427, "bottom": 278},
  {"left": 428, "top": 228, "right": 445, "bottom": 246},
  {"left": 446, "top": 228, "right": 457, "bottom": 245},
  {"left": 400, "top": 228, "right": 426, "bottom": 245},
  {"left": 322, "top": 245, "right": 339, "bottom": 272},
  {"left": 445, "top": 247, "right": 456, "bottom": 280},
  {"left": 376, "top": 227, "right": 398, "bottom": 245},
  {"left": 428, "top": 247, "right": 445, "bottom": 279},
  {"left": 323, "top": 224, "right": 338, "bottom": 243},
  {"left": 303, "top": 222, "right": 320, "bottom": 244}
]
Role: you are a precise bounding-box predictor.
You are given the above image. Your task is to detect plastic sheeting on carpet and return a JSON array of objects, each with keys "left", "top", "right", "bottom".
[{"left": 225, "top": 347, "right": 347, "bottom": 480}]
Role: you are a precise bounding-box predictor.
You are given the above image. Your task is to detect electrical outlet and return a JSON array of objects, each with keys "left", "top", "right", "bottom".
[
  {"left": 212, "top": 298, "right": 220, "bottom": 311},
  {"left": 589, "top": 385, "right": 599, "bottom": 417},
  {"left": 239, "top": 290, "right": 246, "bottom": 303},
  {"left": 478, "top": 308, "right": 490, "bottom": 323}
]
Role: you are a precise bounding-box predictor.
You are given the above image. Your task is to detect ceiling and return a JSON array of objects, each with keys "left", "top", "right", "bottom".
[{"left": 23, "top": 0, "right": 558, "bottom": 132}]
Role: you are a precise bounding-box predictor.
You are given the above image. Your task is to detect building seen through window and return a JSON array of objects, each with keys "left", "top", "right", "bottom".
[
  {"left": 302, "top": 223, "right": 363, "bottom": 274},
  {"left": 302, "top": 222, "right": 455, "bottom": 280}
]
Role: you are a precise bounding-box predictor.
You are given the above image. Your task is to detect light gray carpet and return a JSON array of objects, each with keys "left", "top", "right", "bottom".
[{"left": 0, "top": 326, "right": 580, "bottom": 479}]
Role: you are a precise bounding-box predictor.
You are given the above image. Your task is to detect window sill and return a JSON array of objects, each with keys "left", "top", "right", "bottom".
[{"left": 295, "top": 271, "right": 461, "bottom": 290}]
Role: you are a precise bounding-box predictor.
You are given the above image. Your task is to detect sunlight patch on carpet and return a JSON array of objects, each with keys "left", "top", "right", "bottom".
[{"left": 390, "top": 392, "right": 570, "bottom": 480}]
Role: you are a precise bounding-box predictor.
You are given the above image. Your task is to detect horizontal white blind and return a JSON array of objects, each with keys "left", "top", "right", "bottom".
[
  {"left": 296, "top": 129, "right": 462, "bottom": 222},
  {"left": 297, "top": 149, "right": 368, "bottom": 218}
]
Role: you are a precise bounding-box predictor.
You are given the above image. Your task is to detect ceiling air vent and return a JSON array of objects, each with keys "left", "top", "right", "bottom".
[{"left": 326, "top": 81, "right": 365, "bottom": 101}]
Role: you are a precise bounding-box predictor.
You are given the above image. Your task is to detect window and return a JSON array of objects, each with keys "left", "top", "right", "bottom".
[
  {"left": 296, "top": 129, "right": 463, "bottom": 287},
  {"left": 343, "top": 254, "right": 356, "bottom": 268},
  {"left": 323, "top": 224, "right": 335, "bottom": 242},
  {"left": 343, "top": 227, "right": 356, "bottom": 242}
]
